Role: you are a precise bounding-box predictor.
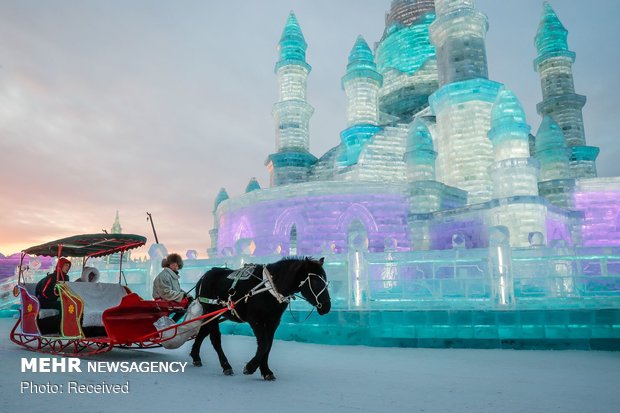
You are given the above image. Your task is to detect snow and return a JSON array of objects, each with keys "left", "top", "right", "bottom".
[{"left": 1, "top": 318, "right": 618, "bottom": 413}]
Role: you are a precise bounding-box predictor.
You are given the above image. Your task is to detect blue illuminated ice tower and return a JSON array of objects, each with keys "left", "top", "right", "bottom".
[
  {"left": 375, "top": 0, "right": 437, "bottom": 121},
  {"left": 429, "top": 0, "right": 501, "bottom": 203},
  {"left": 266, "top": 12, "right": 317, "bottom": 186},
  {"left": 534, "top": 2, "right": 598, "bottom": 180},
  {"left": 338, "top": 36, "right": 383, "bottom": 167}
]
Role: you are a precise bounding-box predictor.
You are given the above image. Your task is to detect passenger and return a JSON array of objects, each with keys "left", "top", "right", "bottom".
[
  {"left": 35, "top": 257, "right": 71, "bottom": 310},
  {"left": 75, "top": 266, "right": 100, "bottom": 282},
  {"left": 153, "top": 253, "right": 192, "bottom": 320}
]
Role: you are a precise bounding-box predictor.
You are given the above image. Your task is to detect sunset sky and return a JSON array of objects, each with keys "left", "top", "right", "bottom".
[{"left": 1, "top": 0, "right": 619, "bottom": 258}]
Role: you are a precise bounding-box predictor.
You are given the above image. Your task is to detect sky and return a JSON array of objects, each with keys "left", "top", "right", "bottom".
[
  {"left": 1, "top": 318, "right": 619, "bottom": 412},
  {"left": 1, "top": 0, "right": 619, "bottom": 258}
]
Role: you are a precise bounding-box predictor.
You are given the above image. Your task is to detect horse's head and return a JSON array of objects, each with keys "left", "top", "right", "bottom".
[{"left": 297, "top": 257, "right": 331, "bottom": 315}]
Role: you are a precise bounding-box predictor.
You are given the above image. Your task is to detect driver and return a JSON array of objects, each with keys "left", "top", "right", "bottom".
[{"left": 153, "top": 253, "right": 192, "bottom": 320}]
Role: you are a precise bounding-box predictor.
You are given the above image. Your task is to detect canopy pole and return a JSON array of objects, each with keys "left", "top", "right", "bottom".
[{"left": 146, "top": 212, "right": 159, "bottom": 244}]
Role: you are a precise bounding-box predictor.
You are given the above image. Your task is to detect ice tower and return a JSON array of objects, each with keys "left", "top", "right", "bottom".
[
  {"left": 207, "top": 188, "right": 229, "bottom": 258},
  {"left": 429, "top": 0, "right": 501, "bottom": 203},
  {"left": 534, "top": 2, "right": 598, "bottom": 179},
  {"left": 267, "top": 12, "right": 316, "bottom": 186},
  {"left": 487, "top": 88, "right": 546, "bottom": 243},
  {"left": 375, "top": 0, "right": 438, "bottom": 122},
  {"left": 339, "top": 36, "right": 383, "bottom": 167}
]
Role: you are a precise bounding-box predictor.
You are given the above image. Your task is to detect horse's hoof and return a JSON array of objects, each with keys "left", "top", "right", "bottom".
[
  {"left": 263, "top": 374, "right": 276, "bottom": 381},
  {"left": 243, "top": 366, "right": 254, "bottom": 375},
  {"left": 223, "top": 368, "right": 234, "bottom": 376},
  {"left": 193, "top": 360, "right": 203, "bottom": 367}
]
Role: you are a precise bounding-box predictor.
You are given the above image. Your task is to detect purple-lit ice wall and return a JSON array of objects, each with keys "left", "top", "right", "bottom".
[
  {"left": 215, "top": 182, "right": 410, "bottom": 257},
  {"left": 574, "top": 178, "right": 620, "bottom": 247}
]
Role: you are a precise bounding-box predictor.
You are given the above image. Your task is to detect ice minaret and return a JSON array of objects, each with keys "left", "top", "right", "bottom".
[
  {"left": 208, "top": 188, "right": 229, "bottom": 258},
  {"left": 488, "top": 88, "right": 540, "bottom": 199},
  {"left": 429, "top": 0, "right": 501, "bottom": 203},
  {"left": 534, "top": 2, "right": 598, "bottom": 179},
  {"left": 375, "top": 0, "right": 438, "bottom": 122},
  {"left": 111, "top": 210, "right": 122, "bottom": 234},
  {"left": 338, "top": 36, "right": 383, "bottom": 167},
  {"left": 266, "top": 12, "right": 316, "bottom": 186},
  {"left": 535, "top": 116, "right": 573, "bottom": 208}
]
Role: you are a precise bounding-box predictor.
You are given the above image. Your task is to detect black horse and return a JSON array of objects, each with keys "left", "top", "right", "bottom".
[{"left": 190, "top": 257, "right": 331, "bottom": 380}]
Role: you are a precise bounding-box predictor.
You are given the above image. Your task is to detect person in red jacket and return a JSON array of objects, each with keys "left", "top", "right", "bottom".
[{"left": 35, "top": 257, "right": 71, "bottom": 310}]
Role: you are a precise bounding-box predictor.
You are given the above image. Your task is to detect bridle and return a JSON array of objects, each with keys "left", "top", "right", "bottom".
[{"left": 298, "top": 272, "right": 330, "bottom": 310}]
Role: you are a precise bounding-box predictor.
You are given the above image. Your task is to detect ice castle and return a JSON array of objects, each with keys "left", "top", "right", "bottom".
[
  {"left": 198, "top": 0, "right": 620, "bottom": 349},
  {"left": 209, "top": 1, "right": 619, "bottom": 258}
]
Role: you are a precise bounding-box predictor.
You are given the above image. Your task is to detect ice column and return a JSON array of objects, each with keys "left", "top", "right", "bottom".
[
  {"left": 429, "top": 0, "right": 500, "bottom": 203},
  {"left": 267, "top": 12, "right": 317, "bottom": 186},
  {"left": 488, "top": 226, "right": 515, "bottom": 307},
  {"left": 338, "top": 36, "right": 383, "bottom": 167},
  {"left": 208, "top": 188, "right": 229, "bottom": 258},
  {"left": 534, "top": 2, "right": 598, "bottom": 178}
]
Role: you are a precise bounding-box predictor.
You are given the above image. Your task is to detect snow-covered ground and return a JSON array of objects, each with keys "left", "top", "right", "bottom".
[{"left": 1, "top": 318, "right": 618, "bottom": 413}]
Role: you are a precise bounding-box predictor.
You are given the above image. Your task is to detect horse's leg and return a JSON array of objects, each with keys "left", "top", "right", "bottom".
[
  {"left": 243, "top": 320, "right": 268, "bottom": 376},
  {"left": 190, "top": 323, "right": 210, "bottom": 367},
  {"left": 208, "top": 321, "right": 234, "bottom": 375},
  {"left": 258, "top": 319, "right": 280, "bottom": 381}
]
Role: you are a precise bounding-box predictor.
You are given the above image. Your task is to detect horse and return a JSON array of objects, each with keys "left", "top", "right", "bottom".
[{"left": 190, "top": 256, "right": 331, "bottom": 381}]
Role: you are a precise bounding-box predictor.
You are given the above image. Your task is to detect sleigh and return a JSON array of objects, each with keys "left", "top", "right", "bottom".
[{"left": 10, "top": 234, "right": 228, "bottom": 356}]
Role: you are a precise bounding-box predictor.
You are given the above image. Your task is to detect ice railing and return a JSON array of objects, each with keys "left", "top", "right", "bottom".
[{"left": 1, "top": 246, "right": 619, "bottom": 314}]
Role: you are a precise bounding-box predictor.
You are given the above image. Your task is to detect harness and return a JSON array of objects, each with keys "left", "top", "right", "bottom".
[{"left": 197, "top": 264, "right": 329, "bottom": 322}]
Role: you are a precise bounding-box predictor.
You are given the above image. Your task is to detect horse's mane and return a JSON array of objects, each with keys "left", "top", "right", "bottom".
[{"left": 277, "top": 256, "right": 316, "bottom": 263}]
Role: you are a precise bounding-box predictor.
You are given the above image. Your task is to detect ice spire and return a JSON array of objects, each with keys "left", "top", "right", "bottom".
[
  {"left": 267, "top": 12, "right": 316, "bottom": 186},
  {"left": 245, "top": 177, "right": 261, "bottom": 193},
  {"left": 534, "top": 2, "right": 598, "bottom": 179},
  {"left": 276, "top": 12, "right": 308, "bottom": 69},
  {"left": 111, "top": 211, "right": 122, "bottom": 234},
  {"left": 535, "top": 2, "right": 569, "bottom": 57}
]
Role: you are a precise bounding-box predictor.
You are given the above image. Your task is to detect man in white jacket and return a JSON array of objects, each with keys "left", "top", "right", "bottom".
[{"left": 153, "top": 253, "right": 191, "bottom": 319}]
